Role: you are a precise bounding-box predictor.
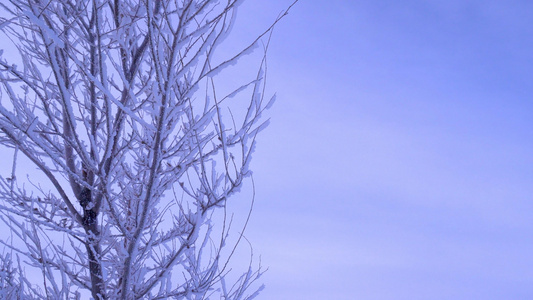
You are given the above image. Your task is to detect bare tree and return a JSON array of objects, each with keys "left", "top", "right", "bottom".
[{"left": 0, "top": 0, "right": 296, "bottom": 298}]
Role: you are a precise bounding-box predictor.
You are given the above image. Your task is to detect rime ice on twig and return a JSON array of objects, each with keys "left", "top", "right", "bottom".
[{"left": 0, "top": 0, "right": 298, "bottom": 298}]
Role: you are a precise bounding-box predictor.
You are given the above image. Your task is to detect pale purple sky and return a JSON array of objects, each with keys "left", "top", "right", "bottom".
[
  {"left": 233, "top": 1, "right": 533, "bottom": 299},
  {"left": 1, "top": 1, "right": 532, "bottom": 299}
]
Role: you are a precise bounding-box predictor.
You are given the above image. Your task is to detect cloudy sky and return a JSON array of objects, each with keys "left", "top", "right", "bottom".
[
  {"left": 0, "top": 1, "right": 531, "bottom": 299},
  {"left": 231, "top": 1, "right": 533, "bottom": 299}
]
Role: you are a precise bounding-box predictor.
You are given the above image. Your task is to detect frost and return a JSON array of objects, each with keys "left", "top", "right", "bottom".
[
  {"left": 205, "top": 42, "right": 259, "bottom": 79},
  {"left": 24, "top": 10, "right": 65, "bottom": 49},
  {"left": 0, "top": 0, "right": 289, "bottom": 298}
]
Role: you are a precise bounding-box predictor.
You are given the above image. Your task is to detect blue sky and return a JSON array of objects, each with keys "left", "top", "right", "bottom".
[
  {"left": 232, "top": 1, "right": 533, "bottom": 299},
  {"left": 0, "top": 1, "right": 531, "bottom": 299}
]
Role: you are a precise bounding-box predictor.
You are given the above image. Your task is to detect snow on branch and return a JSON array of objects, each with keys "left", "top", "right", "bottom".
[{"left": 0, "top": 0, "right": 298, "bottom": 299}]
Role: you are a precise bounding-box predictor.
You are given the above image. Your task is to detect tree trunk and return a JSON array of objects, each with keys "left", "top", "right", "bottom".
[{"left": 80, "top": 187, "right": 106, "bottom": 299}]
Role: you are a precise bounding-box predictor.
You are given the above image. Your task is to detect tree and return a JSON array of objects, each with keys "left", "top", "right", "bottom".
[{"left": 0, "top": 0, "right": 296, "bottom": 298}]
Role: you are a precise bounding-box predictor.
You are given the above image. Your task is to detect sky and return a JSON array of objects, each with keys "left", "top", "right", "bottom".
[
  {"left": 229, "top": 1, "right": 533, "bottom": 299},
  {"left": 0, "top": 1, "right": 532, "bottom": 299}
]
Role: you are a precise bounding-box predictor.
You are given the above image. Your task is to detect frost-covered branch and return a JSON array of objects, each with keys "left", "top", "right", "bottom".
[{"left": 0, "top": 0, "right": 297, "bottom": 298}]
